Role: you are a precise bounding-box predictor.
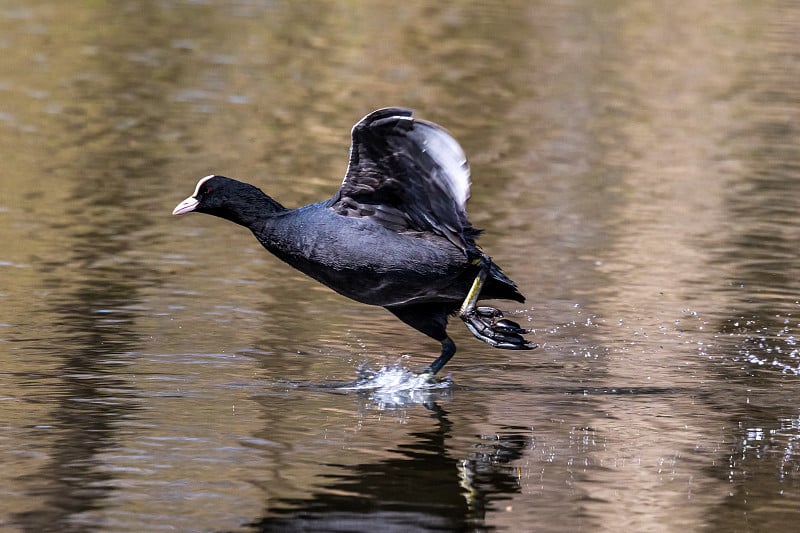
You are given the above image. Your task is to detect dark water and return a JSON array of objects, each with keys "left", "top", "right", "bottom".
[{"left": 2, "top": 1, "right": 799, "bottom": 531}]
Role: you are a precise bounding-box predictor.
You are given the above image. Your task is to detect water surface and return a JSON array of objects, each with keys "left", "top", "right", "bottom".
[{"left": 1, "top": 1, "right": 799, "bottom": 531}]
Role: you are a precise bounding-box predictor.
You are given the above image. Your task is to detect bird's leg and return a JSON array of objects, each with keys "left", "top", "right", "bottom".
[
  {"left": 459, "top": 257, "right": 489, "bottom": 317},
  {"left": 459, "top": 257, "right": 536, "bottom": 350},
  {"left": 386, "top": 303, "right": 458, "bottom": 376},
  {"left": 423, "top": 337, "right": 457, "bottom": 376}
]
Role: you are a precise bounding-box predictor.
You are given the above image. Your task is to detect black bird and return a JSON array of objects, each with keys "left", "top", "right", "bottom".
[{"left": 173, "top": 107, "right": 535, "bottom": 374}]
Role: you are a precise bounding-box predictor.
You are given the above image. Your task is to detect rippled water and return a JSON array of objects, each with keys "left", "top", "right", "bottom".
[{"left": 1, "top": 1, "right": 799, "bottom": 532}]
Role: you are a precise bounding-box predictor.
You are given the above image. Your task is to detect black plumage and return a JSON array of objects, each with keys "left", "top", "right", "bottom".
[{"left": 173, "top": 107, "right": 535, "bottom": 374}]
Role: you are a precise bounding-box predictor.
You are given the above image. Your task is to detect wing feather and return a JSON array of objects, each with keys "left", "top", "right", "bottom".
[{"left": 329, "top": 107, "right": 475, "bottom": 253}]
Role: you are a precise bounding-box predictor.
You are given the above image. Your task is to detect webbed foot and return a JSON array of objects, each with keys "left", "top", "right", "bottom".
[
  {"left": 461, "top": 306, "right": 536, "bottom": 350},
  {"left": 458, "top": 256, "right": 537, "bottom": 351}
]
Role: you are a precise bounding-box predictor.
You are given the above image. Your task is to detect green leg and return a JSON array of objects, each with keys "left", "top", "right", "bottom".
[{"left": 459, "top": 259, "right": 488, "bottom": 317}]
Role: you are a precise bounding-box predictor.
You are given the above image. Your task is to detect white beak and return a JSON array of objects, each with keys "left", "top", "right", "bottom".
[{"left": 172, "top": 196, "right": 199, "bottom": 215}]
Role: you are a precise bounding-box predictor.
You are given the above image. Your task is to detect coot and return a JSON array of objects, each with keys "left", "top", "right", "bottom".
[{"left": 173, "top": 107, "right": 535, "bottom": 374}]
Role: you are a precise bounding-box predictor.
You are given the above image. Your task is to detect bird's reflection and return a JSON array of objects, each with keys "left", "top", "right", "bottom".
[{"left": 245, "top": 404, "right": 529, "bottom": 532}]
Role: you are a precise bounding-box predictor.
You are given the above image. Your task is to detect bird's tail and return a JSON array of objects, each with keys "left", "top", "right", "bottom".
[{"left": 480, "top": 258, "right": 526, "bottom": 304}]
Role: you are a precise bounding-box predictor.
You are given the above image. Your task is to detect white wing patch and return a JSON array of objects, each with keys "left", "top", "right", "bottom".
[{"left": 408, "top": 120, "right": 471, "bottom": 211}]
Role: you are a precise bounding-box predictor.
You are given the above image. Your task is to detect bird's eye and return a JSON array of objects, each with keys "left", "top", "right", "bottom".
[{"left": 204, "top": 186, "right": 212, "bottom": 194}]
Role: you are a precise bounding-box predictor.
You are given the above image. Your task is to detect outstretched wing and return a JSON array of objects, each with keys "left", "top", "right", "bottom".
[{"left": 329, "top": 107, "right": 475, "bottom": 253}]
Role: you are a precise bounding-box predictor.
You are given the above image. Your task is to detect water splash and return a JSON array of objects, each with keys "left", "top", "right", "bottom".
[
  {"left": 722, "top": 314, "right": 800, "bottom": 375},
  {"left": 339, "top": 358, "right": 453, "bottom": 407}
]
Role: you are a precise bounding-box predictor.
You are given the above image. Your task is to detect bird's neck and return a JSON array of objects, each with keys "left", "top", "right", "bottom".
[{"left": 213, "top": 185, "right": 287, "bottom": 229}]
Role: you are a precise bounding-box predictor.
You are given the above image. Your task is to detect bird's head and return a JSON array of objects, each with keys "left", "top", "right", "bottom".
[
  {"left": 172, "top": 174, "right": 229, "bottom": 216},
  {"left": 172, "top": 174, "right": 285, "bottom": 227}
]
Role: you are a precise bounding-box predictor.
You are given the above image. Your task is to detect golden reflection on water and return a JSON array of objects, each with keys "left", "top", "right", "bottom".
[{"left": 0, "top": 1, "right": 799, "bottom": 531}]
